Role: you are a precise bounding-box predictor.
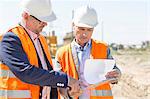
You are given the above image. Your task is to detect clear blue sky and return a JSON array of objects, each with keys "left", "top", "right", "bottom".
[{"left": 0, "top": 0, "right": 149, "bottom": 45}]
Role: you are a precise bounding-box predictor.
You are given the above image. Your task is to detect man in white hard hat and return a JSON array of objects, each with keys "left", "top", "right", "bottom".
[
  {"left": 0, "top": 0, "right": 82, "bottom": 99},
  {"left": 54, "top": 6, "right": 121, "bottom": 98}
]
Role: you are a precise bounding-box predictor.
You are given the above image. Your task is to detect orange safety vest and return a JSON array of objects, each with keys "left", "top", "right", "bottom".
[
  {"left": 0, "top": 25, "right": 53, "bottom": 99},
  {"left": 0, "top": 35, "right": 2, "bottom": 41},
  {"left": 57, "top": 39, "right": 113, "bottom": 99}
]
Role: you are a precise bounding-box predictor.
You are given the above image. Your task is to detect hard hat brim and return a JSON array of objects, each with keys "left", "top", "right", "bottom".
[
  {"left": 38, "top": 11, "right": 57, "bottom": 22},
  {"left": 74, "top": 22, "right": 96, "bottom": 28}
]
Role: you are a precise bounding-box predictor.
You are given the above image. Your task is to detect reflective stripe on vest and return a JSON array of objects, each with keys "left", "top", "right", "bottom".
[
  {"left": 0, "top": 70, "right": 16, "bottom": 78},
  {"left": 0, "top": 90, "right": 31, "bottom": 98},
  {"left": 91, "top": 90, "right": 112, "bottom": 96}
]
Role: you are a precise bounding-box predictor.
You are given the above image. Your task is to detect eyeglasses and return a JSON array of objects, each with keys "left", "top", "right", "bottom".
[{"left": 30, "top": 15, "right": 42, "bottom": 22}]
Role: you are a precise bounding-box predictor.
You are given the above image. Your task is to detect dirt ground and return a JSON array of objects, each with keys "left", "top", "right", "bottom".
[{"left": 112, "top": 49, "right": 150, "bottom": 99}]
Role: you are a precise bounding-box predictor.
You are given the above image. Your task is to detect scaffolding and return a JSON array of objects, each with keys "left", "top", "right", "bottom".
[{"left": 45, "top": 30, "right": 57, "bottom": 58}]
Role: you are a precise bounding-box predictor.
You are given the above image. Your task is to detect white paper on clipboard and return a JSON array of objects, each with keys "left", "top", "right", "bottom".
[{"left": 84, "top": 59, "right": 115, "bottom": 84}]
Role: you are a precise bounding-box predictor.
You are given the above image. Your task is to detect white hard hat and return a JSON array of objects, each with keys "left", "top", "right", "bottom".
[
  {"left": 73, "top": 6, "right": 98, "bottom": 28},
  {"left": 22, "top": 0, "right": 56, "bottom": 22}
]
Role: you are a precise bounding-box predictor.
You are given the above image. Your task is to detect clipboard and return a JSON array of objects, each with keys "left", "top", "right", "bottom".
[{"left": 85, "top": 78, "right": 117, "bottom": 90}]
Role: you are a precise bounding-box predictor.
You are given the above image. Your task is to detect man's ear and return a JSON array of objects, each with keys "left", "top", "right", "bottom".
[{"left": 22, "top": 12, "right": 29, "bottom": 20}]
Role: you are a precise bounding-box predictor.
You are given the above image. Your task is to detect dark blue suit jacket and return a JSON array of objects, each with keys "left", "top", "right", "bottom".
[{"left": 0, "top": 32, "right": 68, "bottom": 88}]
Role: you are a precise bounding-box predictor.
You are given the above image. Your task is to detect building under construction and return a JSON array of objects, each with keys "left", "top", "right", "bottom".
[
  {"left": 45, "top": 30, "right": 57, "bottom": 58},
  {"left": 45, "top": 30, "right": 74, "bottom": 58}
]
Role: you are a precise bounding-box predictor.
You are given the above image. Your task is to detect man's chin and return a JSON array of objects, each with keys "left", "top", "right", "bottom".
[
  {"left": 38, "top": 30, "right": 43, "bottom": 34},
  {"left": 82, "top": 40, "right": 88, "bottom": 44}
]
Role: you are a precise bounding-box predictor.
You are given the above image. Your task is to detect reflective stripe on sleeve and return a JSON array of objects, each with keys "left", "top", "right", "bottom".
[
  {"left": 91, "top": 90, "right": 112, "bottom": 96},
  {"left": 0, "top": 70, "right": 16, "bottom": 78},
  {"left": 0, "top": 90, "right": 31, "bottom": 98}
]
